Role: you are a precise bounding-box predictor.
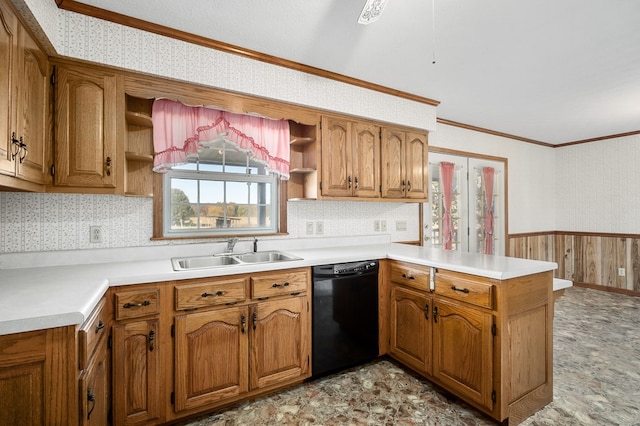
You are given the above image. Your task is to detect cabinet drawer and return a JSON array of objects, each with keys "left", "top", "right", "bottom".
[
  {"left": 78, "top": 297, "right": 107, "bottom": 370},
  {"left": 115, "top": 288, "right": 160, "bottom": 320},
  {"left": 175, "top": 278, "right": 247, "bottom": 310},
  {"left": 390, "top": 262, "right": 431, "bottom": 291},
  {"left": 251, "top": 270, "right": 308, "bottom": 299},
  {"left": 435, "top": 270, "right": 494, "bottom": 309}
]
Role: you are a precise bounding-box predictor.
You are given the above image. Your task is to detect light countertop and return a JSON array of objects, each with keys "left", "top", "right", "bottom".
[{"left": 0, "top": 239, "right": 557, "bottom": 335}]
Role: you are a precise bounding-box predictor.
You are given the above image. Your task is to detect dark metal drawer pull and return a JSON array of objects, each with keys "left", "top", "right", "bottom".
[
  {"left": 202, "top": 290, "right": 225, "bottom": 298},
  {"left": 402, "top": 273, "right": 415, "bottom": 280},
  {"left": 451, "top": 285, "right": 470, "bottom": 294},
  {"left": 149, "top": 329, "right": 155, "bottom": 351},
  {"left": 94, "top": 320, "right": 104, "bottom": 333},
  {"left": 423, "top": 303, "right": 429, "bottom": 320},
  {"left": 272, "top": 282, "right": 290, "bottom": 288},
  {"left": 123, "top": 300, "right": 150, "bottom": 308}
]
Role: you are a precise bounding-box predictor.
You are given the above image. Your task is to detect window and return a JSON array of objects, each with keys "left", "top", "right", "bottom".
[{"left": 162, "top": 138, "right": 279, "bottom": 237}]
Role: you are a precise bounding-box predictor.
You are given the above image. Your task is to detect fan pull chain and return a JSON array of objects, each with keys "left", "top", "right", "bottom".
[{"left": 432, "top": 0, "right": 437, "bottom": 64}]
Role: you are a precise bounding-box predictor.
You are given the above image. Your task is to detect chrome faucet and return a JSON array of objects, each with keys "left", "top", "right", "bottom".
[{"left": 225, "top": 238, "right": 238, "bottom": 253}]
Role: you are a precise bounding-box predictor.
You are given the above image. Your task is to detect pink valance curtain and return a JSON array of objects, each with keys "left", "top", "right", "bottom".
[
  {"left": 151, "top": 99, "right": 291, "bottom": 179},
  {"left": 440, "top": 162, "right": 455, "bottom": 250},
  {"left": 482, "top": 167, "right": 495, "bottom": 255}
]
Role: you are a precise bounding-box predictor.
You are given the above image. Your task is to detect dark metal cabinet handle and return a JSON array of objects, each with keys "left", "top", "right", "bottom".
[
  {"left": 272, "top": 282, "right": 290, "bottom": 288},
  {"left": 202, "top": 290, "right": 224, "bottom": 297},
  {"left": 423, "top": 303, "right": 429, "bottom": 320},
  {"left": 149, "top": 329, "right": 155, "bottom": 351},
  {"left": 451, "top": 285, "right": 470, "bottom": 294},
  {"left": 407, "top": 180, "right": 411, "bottom": 191},
  {"left": 433, "top": 306, "right": 438, "bottom": 323},
  {"left": 87, "top": 387, "right": 96, "bottom": 419},
  {"left": 252, "top": 312, "right": 257, "bottom": 330},
  {"left": 241, "top": 314, "right": 246, "bottom": 334},
  {"left": 402, "top": 273, "right": 415, "bottom": 280},
  {"left": 123, "top": 300, "right": 150, "bottom": 308},
  {"left": 94, "top": 320, "right": 104, "bottom": 333},
  {"left": 348, "top": 175, "right": 352, "bottom": 189},
  {"left": 354, "top": 176, "right": 359, "bottom": 189},
  {"left": 105, "top": 156, "right": 111, "bottom": 176},
  {"left": 401, "top": 179, "right": 406, "bottom": 190}
]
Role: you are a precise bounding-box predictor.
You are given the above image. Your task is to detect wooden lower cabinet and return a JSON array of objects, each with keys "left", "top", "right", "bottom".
[
  {"left": 174, "top": 306, "right": 249, "bottom": 412},
  {"left": 250, "top": 296, "right": 309, "bottom": 390},
  {"left": 106, "top": 268, "right": 311, "bottom": 425},
  {"left": 386, "top": 261, "right": 553, "bottom": 425},
  {"left": 389, "top": 285, "right": 432, "bottom": 376},
  {"left": 432, "top": 297, "right": 494, "bottom": 411},
  {"left": 0, "top": 326, "right": 77, "bottom": 425},
  {"left": 79, "top": 338, "right": 110, "bottom": 426},
  {"left": 112, "top": 319, "right": 161, "bottom": 425}
]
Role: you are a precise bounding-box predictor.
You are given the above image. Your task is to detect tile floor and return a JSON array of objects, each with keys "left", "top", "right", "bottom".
[{"left": 183, "top": 286, "right": 640, "bottom": 425}]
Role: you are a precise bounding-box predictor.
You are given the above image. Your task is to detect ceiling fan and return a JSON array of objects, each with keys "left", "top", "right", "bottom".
[{"left": 357, "top": 0, "right": 389, "bottom": 24}]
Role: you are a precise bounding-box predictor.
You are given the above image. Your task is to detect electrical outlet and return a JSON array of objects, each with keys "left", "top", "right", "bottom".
[
  {"left": 90, "top": 226, "right": 102, "bottom": 243},
  {"left": 381, "top": 220, "right": 387, "bottom": 232},
  {"left": 374, "top": 220, "right": 380, "bottom": 232},
  {"left": 306, "top": 221, "right": 314, "bottom": 235},
  {"left": 316, "top": 221, "right": 324, "bottom": 235},
  {"left": 396, "top": 220, "right": 407, "bottom": 231},
  {"left": 618, "top": 268, "right": 626, "bottom": 277}
]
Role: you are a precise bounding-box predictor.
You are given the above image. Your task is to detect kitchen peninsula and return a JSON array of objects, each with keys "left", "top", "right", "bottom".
[{"left": 0, "top": 237, "right": 557, "bottom": 425}]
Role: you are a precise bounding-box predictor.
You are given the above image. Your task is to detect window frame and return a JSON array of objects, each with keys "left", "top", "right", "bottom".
[{"left": 152, "top": 169, "right": 288, "bottom": 240}]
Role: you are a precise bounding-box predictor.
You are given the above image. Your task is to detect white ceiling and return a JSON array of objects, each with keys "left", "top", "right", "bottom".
[{"left": 73, "top": 0, "right": 640, "bottom": 145}]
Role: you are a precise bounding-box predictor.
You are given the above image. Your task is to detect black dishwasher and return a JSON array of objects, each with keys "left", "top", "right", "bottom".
[{"left": 311, "top": 260, "right": 379, "bottom": 378}]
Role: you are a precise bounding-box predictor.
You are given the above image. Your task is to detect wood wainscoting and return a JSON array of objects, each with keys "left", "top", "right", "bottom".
[{"left": 509, "top": 232, "right": 640, "bottom": 295}]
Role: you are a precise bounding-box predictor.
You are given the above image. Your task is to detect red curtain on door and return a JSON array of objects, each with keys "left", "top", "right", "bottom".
[
  {"left": 151, "top": 99, "right": 291, "bottom": 178},
  {"left": 440, "top": 162, "right": 455, "bottom": 250},
  {"left": 482, "top": 167, "right": 495, "bottom": 255}
]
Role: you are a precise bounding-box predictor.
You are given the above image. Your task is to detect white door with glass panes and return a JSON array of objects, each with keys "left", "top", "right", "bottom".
[{"left": 425, "top": 152, "right": 505, "bottom": 256}]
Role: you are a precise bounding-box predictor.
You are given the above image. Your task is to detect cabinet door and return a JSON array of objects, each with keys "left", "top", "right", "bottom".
[
  {"left": 0, "top": 1, "right": 18, "bottom": 176},
  {"left": 380, "top": 127, "right": 405, "bottom": 198},
  {"left": 321, "top": 116, "right": 352, "bottom": 196},
  {"left": 250, "top": 296, "right": 310, "bottom": 390},
  {"left": 80, "top": 338, "right": 110, "bottom": 426},
  {"left": 404, "top": 132, "right": 428, "bottom": 199},
  {"left": 432, "top": 298, "right": 494, "bottom": 410},
  {"left": 14, "top": 26, "right": 49, "bottom": 184},
  {"left": 112, "top": 319, "right": 160, "bottom": 425},
  {"left": 54, "top": 65, "right": 119, "bottom": 188},
  {"left": 389, "top": 285, "right": 432, "bottom": 375},
  {"left": 352, "top": 122, "right": 380, "bottom": 198},
  {"left": 174, "top": 306, "right": 249, "bottom": 413}
]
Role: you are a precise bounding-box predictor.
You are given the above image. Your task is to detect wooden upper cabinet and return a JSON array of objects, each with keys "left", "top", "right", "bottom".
[
  {"left": 405, "top": 132, "right": 428, "bottom": 198},
  {"left": 54, "top": 64, "right": 122, "bottom": 189},
  {"left": 352, "top": 122, "right": 380, "bottom": 198},
  {"left": 320, "top": 116, "right": 379, "bottom": 198},
  {"left": 0, "top": 0, "right": 18, "bottom": 178},
  {"left": 380, "top": 127, "right": 428, "bottom": 200},
  {"left": 0, "top": 0, "right": 49, "bottom": 186},
  {"left": 321, "top": 116, "right": 351, "bottom": 197}
]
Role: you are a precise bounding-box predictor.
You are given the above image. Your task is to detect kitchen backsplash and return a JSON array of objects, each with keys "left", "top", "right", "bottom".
[{"left": 0, "top": 192, "right": 419, "bottom": 254}]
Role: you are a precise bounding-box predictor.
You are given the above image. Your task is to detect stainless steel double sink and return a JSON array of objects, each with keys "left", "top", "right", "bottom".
[{"left": 171, "top": 250, "right": 302, "bottom": 271}]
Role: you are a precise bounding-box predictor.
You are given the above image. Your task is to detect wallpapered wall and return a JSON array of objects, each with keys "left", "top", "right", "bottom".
[
  {"left": 0, "top": 193, "right": 419, "bottom": 254},
  {"left": 555, "top": 134, "right": 640, "bottom": 234}
]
